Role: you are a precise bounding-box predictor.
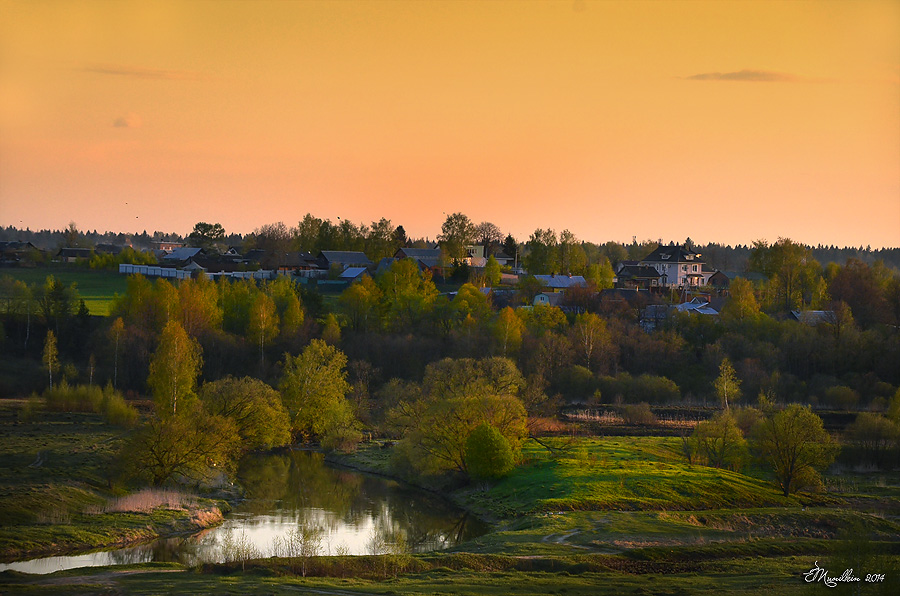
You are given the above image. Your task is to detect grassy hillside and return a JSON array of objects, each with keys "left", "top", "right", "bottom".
[{"left": 1, "top": 266, "right": 126, "bottom": 316}]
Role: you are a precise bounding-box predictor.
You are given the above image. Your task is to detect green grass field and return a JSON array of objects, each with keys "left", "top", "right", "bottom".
[
  {"left": 1, "top": 266, "right": 127, "bottom": 316},
  {"left": 2, "top": 409, "right": 898, "bottom": 595},
  {"left": 0, "top": 403, "right": 225, "bottom": 562}
]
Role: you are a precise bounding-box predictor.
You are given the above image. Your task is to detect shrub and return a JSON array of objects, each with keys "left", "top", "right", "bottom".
[
  {"left": 465, "top": 423, "right": 515, "bottom": 480},
  {"left": 824, "top": 385, "right": 859, "bottom": 410},
  {"left": 620, "top": 402, "right": 656, "bottom": 425},
  {"left": 322, "top": 425, "right": 363, "bottom": 453},
  {"left": 691, "top": 411, "right": 748, "bottom": 471}
]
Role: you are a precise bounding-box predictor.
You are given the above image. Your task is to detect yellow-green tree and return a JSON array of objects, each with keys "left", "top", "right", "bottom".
[
  {"left": 721, "top": 277, "right": 760, "bottom": 322},
  {"left": 339, "top": 275, "right": 382, "bottom": 332},
  {"left": 492, "top": 307, "right": 524, "bottom": 356},
  {"left": 179, "top": 276, "right": 222, "bottom": 338},
  {"left": 248, "top": 292, "right": 279, "bottom": 368},
  {"left": 751, "top": 405, "right": 838, "bottom": 497},
  {"left": 484, "top": 255, "right": 502, "bottom": 287},
  {"left": 391, "top": 358, "right": 528, "bottom": 476},
  {"left": 147, "top": 320, "right": 202, "bottom": 417},
  {"left": 714, "top": 357, "right": 742, "bottom": 409},
  {"left": 280, "top": 340, "right": 358, "bottom": 447},
  {"left": 199, "top": 376, "right": 291, "bottom": 451},
  {"left": 42, "top": 330, "right": 59, "bottom": 390},
  {"left": 377, "top": 258, "right": 438, "bottom": 330}
]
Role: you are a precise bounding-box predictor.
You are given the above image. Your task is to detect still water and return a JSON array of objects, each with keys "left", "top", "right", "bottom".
[{"left": 1, "top": 450, "right": 488, "bottom": 575}]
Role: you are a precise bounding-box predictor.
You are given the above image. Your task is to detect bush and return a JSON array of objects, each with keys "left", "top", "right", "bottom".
[
  {"left": 322, "top": 425, "right": 363, "bottom": 453},
  {"left": 824, "top": 385, "right": 859, "bottom": 410},
  {"left": 691, "top": 411, "right": 748, "bottom": 471},
  {"left": 465, "top": 423, "right": 515, "bottom": 481},
  {"left": 620, "top": 402, "right": 656, "bottom": 425},
  {"left": 40, "top": 381, "right": 138, "bottom": 427}
]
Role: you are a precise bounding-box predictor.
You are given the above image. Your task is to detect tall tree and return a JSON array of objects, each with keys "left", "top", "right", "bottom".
[
  {"left": 147, "top": 320, "right": 202, "bottom": 417},
  {"left": 484, "top": 255, "right": 502, "bottom": 287},
  {"left": 438, "top": 212, "right": 476, "bottom": 261},
  {"left": 502, "top": 234, "right": 518, "bottom": 261},
  {"left": 714, "top": 357, "right": 742, "bottom": 409},
  {"left": 199, "top": 376, "right": 291, "bottom": 451},
  {"left": 42, "top": 330, "right": 58, "bottom": 390},
  {"left": 524, "top": 229, "right": 558, "bottom": 275},
  {"left": 187, "top": 222, "right": 225, "bottom": 251},
  {"left": 721, "top": 277, "right": 760, "bottom": 321},
  {"left": 750, "top": 238, "right": 821, "bottom": 312},
  {"left": 366, "top": 218, "right": 397, "bottom": 261},
  {"left": 570, "top": 313, "right": 611, "bottom": 372},
  {"left": 475, "top": 221, "right": 503, "bottom": 255},
  {"left": 248, "top": 292, "right": 279, "bottom": 369},
  {"left": 339, "top": 275, "right": 382, "bottom": 332},
  {"left": 280, "top": 340, "right": 355, "bottom": 443},
  {"left": 109, "top": 317, "right": 125, "bottom": 388},
  {"left": 558, "top": 230, "right": 587, "bottom": 275},
  {"left": 492, "top": 307, "right": 525, "bottom": 356},
  {"left": 393, "top": 225, "right": 408, "bottom": 250}
]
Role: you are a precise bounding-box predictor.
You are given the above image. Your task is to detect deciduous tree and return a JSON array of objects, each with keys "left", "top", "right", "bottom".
[
  {"left": 280, "top": 340, "right": 357, "bottom": 445},
  {"left": 147, "top": 320, "right": 202, "bottom": 417},
  {"left": 751, "top": 405, "right": 838, "bottom": 497},
  {"left": 714, "top": 357, "right": 741, "bottom": 409},
  {"left": 43, "top": 330, "right": 58, "bottom": 390},
  {"left": 200, "top": 376, "right": 291, "bottom": 451},
  {"left": 438, "top": 213, "right": 476, "bottom": 261}
]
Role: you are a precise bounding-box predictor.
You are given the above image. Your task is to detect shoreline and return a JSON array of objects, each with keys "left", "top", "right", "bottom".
[{"left": 0, "top": 502, "right": 227, "bottom": 566}]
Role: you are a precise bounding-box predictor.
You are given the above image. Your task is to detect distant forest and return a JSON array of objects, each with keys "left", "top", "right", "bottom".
[{"left": 2, "top": 222, "right": 899, "bottom": 273}]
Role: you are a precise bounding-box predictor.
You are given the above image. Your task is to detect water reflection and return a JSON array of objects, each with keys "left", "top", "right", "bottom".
[{"left": 1, "top": 450, "right": 488, "bottom": 575}]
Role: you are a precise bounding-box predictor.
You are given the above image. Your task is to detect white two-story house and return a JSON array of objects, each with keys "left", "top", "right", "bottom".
[{"left": 639, "top": 244, "right": 705, "bottom": 288}]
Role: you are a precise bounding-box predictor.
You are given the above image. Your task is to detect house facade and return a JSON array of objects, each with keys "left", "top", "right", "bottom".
[{"left": 638, "top": 244, "right": 705, "bottom": 288}]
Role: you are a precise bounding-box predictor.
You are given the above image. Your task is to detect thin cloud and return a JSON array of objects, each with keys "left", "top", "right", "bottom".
[
  {"left": 113, "top": 113, "right": 142, "bottom": 128},
  {"left": 81, "top": 63, "right": 202, "bottom": 81},
  {"left": 685, "top": 69, "right": 801, "bottom": 82}
]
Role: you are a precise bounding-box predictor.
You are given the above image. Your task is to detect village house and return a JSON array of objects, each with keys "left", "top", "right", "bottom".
[{"left": 636, "top": 244, "right": 706, "bottom": 289}]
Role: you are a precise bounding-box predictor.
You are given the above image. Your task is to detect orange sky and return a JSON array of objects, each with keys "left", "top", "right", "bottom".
[{"left": 1, "top": 0, "right": 898, "bottom": 247}]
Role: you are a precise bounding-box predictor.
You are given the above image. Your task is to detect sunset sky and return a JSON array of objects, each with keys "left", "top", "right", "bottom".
[{"left": 1, "top": 0, "right": 898, "bottom": 247}]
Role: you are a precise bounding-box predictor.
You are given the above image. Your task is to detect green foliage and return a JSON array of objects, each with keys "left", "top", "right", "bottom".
[
  {"left": 391, "top": 358, "right": 528, "bottom": 476},
  {"left": 823, "top": 385, "right": 859, "bottom": 410},
  {"left": 122, "top": 406, "right": 240, "bottom": 485},
  {"left": 187, "top": 222, "right": 225, "bottom": 250},
  {"left": 598, "top": 373, "right": 681, "bottom": 404},
  {"left": 280, "top": 339, "right": 359, "bottom": 448},
  {"left": 199, "top": 376, "right": 291, "bottom": 451},
  {"left": 338, "top": 274, "right": 382, "bottom": 332},
  {"left": 620, "top": 402, "right": 656, "bottom": 426},
  {"left": 584, "top": 258, "right": 615, "bottom": 290},
  {"left": 42, "top": 330, "right": 58, "bottom": 390},
  {"left": 492, "top": 306, "right": 524, "bottom": 355},
  {"left": 845, "top": 412, "right": 899, "bottom": 469},
  {"left": 714, "top": 357, "right": 741, "bottom": 409},
  {"left": 484, "top": 255, "right": 502, "bottom": 286},
  {"left": 438, "top": 212, "right": 476, "bottom": 261},
  {"left": 523, "top": 228, "right": 559, "bottom": 275},
  {"left": 465, "top": 423, "right": 516, "bottom": 480},
  {"left": 691, "top": 411, "right": 748, "bottom": 470},
  {"left": 751, "top": 404, "right": 839, "bottom": 497},
  {"left": 377, "top": 258, "right": 439, "bottom": 330},
  {"left": 147, "top": 320, "right": 202, "bottom": 417},
  {"left": 720, "top": 277, "right": 760, "bottom": 321}
]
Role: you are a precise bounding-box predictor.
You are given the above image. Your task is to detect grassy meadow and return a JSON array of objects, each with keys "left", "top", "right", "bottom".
[
  {"left": 1, "top": 404, "right": 898, "bottom": 595},
  {"left": 1, "top": 266, "right": 126, "bottom": 316},
  {"left": 0, "top": 402, "right": 226, "bottom": 563}
]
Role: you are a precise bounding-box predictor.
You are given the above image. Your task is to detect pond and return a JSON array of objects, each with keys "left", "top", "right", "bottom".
[{"left": 1, "top": 450, "right": 489, "bottom": 575}]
